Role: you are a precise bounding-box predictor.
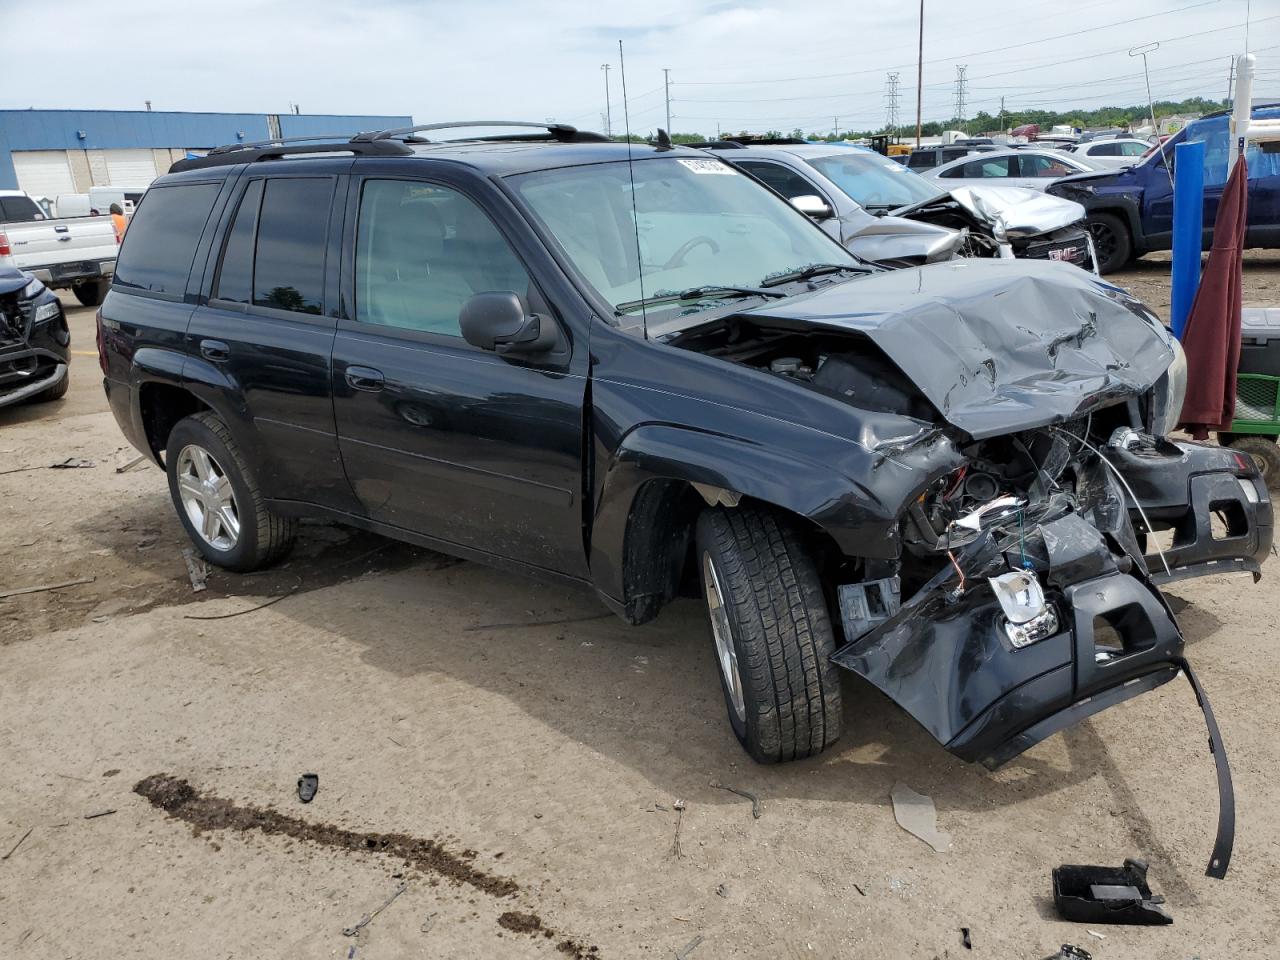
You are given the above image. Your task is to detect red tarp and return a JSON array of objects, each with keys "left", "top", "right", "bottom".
[{"left": 1178, "top": 155, "right": 1248, "bottom": 439}]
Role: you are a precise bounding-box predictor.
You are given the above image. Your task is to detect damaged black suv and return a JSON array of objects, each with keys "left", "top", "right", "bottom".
[{"left": 100, "top": 123, "right": 1270, "bottom": 872}]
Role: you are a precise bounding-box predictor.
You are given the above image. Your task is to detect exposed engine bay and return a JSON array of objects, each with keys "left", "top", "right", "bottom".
[{"left": 667, "top": 280, "right": 1273, "bottom": 879}]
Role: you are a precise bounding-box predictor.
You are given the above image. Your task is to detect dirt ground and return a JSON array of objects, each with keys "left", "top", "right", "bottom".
[{"left": 2, "top": 255, "right": 1279, "bottom": 959}]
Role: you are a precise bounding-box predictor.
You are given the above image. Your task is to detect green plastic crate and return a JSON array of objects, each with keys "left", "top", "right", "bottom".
[{"left": 1230, "top": 373, "right": 1280, "bottom": 435}]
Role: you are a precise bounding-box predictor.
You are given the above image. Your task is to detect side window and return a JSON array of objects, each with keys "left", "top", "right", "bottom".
[
  {"left": 355, "top": 179, "right": 531, "bottom": 337},
  {"left": 954, "top": 156, "right": 1011, "bottom": 178},
  {"left": 212, "top": 179, "right": 263, "bottom": 304},
  {"left": 1091, "top": 142, "right": 1120, "bottom": 157},
  {"left": 1120, "top": 141, "right": 1149, "bottom": 157},
  {"left": 114, "top": 183, "right": 220, "bottom": 294},
  {"left": 0, "top": 196, "right": 45, "bottom": 221},
  {"left": 253, "top": 178, "right": 331, "bottom": 315},
  {"left": 735, "top": 160, "right": 821, "bottom": 201},
  {"left": 1019, "top": 154, "right": 1070, "bottom": 178},
  {"left": 907, "top": 151, "right": 934, "bottom": 169}
]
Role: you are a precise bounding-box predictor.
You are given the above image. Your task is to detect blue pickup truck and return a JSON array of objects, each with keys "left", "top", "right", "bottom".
[{"left": 1047, "top": 103, "right": 1280, "bottom": 273}]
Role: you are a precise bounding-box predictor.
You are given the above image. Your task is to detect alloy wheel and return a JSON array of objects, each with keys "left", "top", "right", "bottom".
[
  {"left": 703, "top": 551, "right": 746, "bottom": 723},
  {"left": 176, "top": 444, "right": 241, "bottom": 551}
]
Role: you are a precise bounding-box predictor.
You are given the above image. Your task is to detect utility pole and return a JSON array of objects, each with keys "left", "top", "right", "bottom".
[
  {"left": 833, "top": 117, "right": 839, "bottom": 140},
  {"left": 601, "top": 64, "right": 612, "bottom": 138},
  {"left": 915, "top": 0, "right": 924, "bottom": 147},
  {"left": 885, "top": 72, "right": 901, "bottom": 139},
  {"left": 1227, "top": 56, "right": 1236, "bottom": 107},
  {"left": 953, "top": 64, "right": 968, "bottom": 133},
  {"left": 999, "top": 95, "right": 1005, "bottom": 136},
  {"left": 663, "top": 68, "right": 672, "bottom": 133}
]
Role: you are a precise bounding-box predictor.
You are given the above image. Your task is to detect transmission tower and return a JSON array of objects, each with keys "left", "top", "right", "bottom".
[
  {"left": 953, "top": 64, "right": 968, "bottom": 132},
  {"left": 885, "top": 72, "right": 901, "bottom": 137}
]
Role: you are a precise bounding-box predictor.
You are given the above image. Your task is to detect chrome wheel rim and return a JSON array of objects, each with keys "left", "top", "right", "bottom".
[
  {"left": 703, "top": 551, "right": 745, "bottom": 723},
  {"left": 176, "top": 444, "right": 240, "bottom": 551}
]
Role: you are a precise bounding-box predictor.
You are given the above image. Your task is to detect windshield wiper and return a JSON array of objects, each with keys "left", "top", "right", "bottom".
[
  {"left": 760, "top": 263, "right": 865, "bottom": 287},
  {"left": 616, "top": 284, "right": 785, "bottom": 313}
]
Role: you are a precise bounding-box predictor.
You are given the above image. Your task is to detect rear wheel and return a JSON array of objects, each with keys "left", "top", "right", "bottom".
[
  {"left": 696, "top": 504, "right": 842, "bottom": 764},
  {"left": 72, "top": 280, "right": 109, "bottom": 307},
  {"left": 1087, "top": 212, "right": 1133, "bottom": 275},
  {"left": 1227, "top": 436, "right": 1280, "bottom": 491},
  {"left": 165, "top": 412, "right": 296, "bottom": 572}
]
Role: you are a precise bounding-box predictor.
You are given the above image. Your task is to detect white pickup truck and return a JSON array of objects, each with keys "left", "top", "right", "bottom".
[{"left": 0, "top": 190, "right": 119, "bottom": 306}]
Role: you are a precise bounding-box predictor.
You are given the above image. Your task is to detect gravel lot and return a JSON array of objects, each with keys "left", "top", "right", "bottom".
[{"left": 2, "top": 253, "right": 1279, "bottom": 959}]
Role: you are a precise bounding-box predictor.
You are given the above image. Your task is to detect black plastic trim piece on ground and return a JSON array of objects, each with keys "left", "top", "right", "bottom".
[{"left": 1176, "top": 658, "right": 1235, "bottom": 879}]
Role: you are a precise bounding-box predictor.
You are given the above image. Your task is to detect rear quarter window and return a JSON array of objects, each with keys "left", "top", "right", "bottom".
[{"left": 114, "top": 183, "right": 220, "bottom": 295}]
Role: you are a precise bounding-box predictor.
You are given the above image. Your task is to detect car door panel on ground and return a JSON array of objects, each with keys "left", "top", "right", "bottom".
[
  {"left": 331, "top": 169, "right": 588, "bottom": 577},
  {"left": 185, "top": 163, "right": 360, "bottom": 513}
]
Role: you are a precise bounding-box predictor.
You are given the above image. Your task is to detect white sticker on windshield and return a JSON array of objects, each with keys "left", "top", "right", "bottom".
[{"left": 677, "top": 158, "right": 737, "bottom": 175}]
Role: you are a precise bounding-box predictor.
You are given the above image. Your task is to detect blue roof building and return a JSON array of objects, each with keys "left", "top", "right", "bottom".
[{"left": 0, "top": 108, "right": 412, "bottom": 195}]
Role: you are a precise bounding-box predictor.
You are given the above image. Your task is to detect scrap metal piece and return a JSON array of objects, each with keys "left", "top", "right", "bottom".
[
  {"left": 1052, "top": 858, "right": 1172, "bottom": 925},
  {"left": 709, "top": 780, "right": 762, "bottom": 819},
  {"left": 343, "top": 882, "right": 408, "bottom": 937},
  {"left": 889, "top": 782, "right": 950, "bottom": 853},
  {"left": 182, "top": 548, "right": 209, "bottom": 593},
  {"left": 837, "top": 577, "right": 900, "bottom": 643}
]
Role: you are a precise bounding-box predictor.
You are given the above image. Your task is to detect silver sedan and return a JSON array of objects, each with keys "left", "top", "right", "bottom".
[{"left": 921, "top": 148, "right": 1109, "bottom": 191}]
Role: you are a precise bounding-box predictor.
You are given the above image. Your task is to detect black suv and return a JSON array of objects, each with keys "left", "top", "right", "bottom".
[{"left": 99, "top": 123, "right": 1268, "bottom": 852}]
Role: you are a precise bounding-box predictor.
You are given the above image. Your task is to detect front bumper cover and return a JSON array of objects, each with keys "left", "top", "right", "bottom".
[{"left": 830, "top": 465, "right": 1242, "bottom": 877}]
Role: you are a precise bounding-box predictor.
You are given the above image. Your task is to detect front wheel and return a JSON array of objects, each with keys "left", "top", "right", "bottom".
[
  {"left": 696, "top": 505, "right": 842, "bottom": 764},
  {"left": 1086, "top": 212, "right": 1133, "bottom": 274},
  {"left": 165, "top": 412, "right": 296, "bottom": 572}
]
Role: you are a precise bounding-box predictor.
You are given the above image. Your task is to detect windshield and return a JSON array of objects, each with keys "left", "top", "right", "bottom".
[
  {"left": 805, "top": 152, "right": 944, "bottom": 210},
  {"left": 510, "top": 156, "right": 858, "bottom": 321}
]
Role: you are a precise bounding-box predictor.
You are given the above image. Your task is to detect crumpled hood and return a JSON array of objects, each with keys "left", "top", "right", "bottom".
[
  {"left": 740, "top": 258, "right": 1174, "bottom": 439},
  {"left": 0, "top": 266, "right": 30, "bottom": 296},
  {"left": 942, "top": 185, "right": 1085, "bottom": 239}
]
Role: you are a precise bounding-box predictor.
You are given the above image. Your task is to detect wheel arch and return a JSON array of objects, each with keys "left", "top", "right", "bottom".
[{"left": 591, "top": 424, "right": 874, "bottom": 624}]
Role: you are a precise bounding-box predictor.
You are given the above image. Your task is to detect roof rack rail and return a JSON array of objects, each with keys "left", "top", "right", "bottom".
[
  {"left": 206, "top": 134, "right": 350, "bottom": 156},
  {"left": 688, "top": 140, "right": 746, "bottom": 150},
  {"left": 169, "top": 138, "right": 413, "bottom": 173},
  {"left": 351, "top": 120, "right": 610, "bottom": 144}
]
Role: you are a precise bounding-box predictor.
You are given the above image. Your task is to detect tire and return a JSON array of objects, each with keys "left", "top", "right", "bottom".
[
  {"left": 1228, "top": 436, "right": 1280, "bottom": 492},
  {"left": 1087, "top": 212, "right": 1133, "bottom": 275},
  {"left": 165, "top": 412, "right": 296, "bottom": 572},
  {"left": 72, "top": 280, "right": 109, "bottom": 307},
  {"left": 35, "top": 366, "right": 69, "bottom": 402},
  {"left": 696, "top": 504, "right": 842, "bottom": 764}
]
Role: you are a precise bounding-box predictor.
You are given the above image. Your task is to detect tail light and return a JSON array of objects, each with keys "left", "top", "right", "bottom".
[
  {"left": 0, "top": 233, "right": 10, "bottom": 256},
  {"left": 95, "top": 308, "right": 109, "bottom": 375}
]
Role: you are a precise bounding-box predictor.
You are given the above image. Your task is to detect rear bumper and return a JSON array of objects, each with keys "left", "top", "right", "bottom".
[{"left": 28, "top": 259, "right": 115, "bottom": 288}]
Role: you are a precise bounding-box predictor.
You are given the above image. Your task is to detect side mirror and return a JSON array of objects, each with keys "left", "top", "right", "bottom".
[
  {"left": 459, "top": 291, "right": 557, "bottom": 356},
  {"left": 791, "top": 194, "right": 834, "bottom": 220}
]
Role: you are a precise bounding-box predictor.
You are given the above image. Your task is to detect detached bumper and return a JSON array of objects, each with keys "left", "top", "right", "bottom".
[{"left": 1112, "top": 440, "right": 1274, "bottom": 584}]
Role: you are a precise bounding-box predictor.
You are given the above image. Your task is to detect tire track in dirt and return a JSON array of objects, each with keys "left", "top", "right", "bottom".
[{"left": 134, "top": 774, "right": 599, "bottom": 957}]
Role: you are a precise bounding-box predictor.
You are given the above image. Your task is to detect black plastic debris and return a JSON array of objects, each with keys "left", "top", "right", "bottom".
[
  {"left": 960, "top": 926, "right": 972, "bottom": 950},
  {"left": 297, "top": 773, "right": 319, "bottom": 803},
  {"left": 1052, "top": 858, "right": 1172, "bottom": 925}
]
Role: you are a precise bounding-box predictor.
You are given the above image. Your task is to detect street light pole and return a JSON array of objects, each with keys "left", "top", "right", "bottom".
[
  {"left": 601, "top": 64, "right": 612, "bottom": 138},
  {"left": 915, "top": 0, "right": 924, "bottom": 147},
  {"left": 663, "top": 68, "right": 672, "bottom": 132}
]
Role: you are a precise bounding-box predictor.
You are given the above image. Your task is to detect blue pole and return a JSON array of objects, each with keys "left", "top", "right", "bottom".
[{"left": 1170, "top": 139, "right": 1205, "bottom": 339}]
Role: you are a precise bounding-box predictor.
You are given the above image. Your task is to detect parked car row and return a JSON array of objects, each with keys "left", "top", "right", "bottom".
[
  {"left": 698, "top": 141, "right": 1095, "bottom": 270},
  {"left": 92, "top": 123, "right": 1267, "bottom": 873}
]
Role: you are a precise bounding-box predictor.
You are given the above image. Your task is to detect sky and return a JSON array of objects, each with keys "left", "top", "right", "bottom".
[{"left": 4, "top": 0, "right": 1277, "bottom": 137}]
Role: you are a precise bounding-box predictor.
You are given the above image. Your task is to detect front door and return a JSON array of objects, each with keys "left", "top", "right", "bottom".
[{"left": 330, "top": 173, "right": 588, "bottom": 577}]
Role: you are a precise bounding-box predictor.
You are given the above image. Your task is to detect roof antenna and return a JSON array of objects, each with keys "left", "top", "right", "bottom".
[{"left": 619, "top": 39, "right": 648, "bottom": 342}]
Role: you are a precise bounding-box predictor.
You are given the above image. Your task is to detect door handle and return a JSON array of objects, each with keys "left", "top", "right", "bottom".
[
  {"left": 345, "top": 366, "right": 385, "bottom": 392},
  {"left": 200, "top": 339, "right": 230, "bottom": 362}
]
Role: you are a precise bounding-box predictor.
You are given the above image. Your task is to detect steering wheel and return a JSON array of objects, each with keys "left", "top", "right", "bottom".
[{"left": 663, "top": 235, "right": 720, "bottom": 270}]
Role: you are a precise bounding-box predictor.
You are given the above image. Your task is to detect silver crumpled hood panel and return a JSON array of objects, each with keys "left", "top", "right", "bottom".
[
  {"left": 741, "top": 258, "right": 1175, "bottom": 439},
  {"left": 944, "top": 185, "right": 1086, "bottom": 239}
]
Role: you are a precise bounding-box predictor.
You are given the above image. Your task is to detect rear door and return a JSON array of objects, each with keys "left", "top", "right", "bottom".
[
  {"left": 185, "top": 164, "right": 358, "bottom": 512},
  {"left": 330, "top": 165, "right": 588, "bottom": 577},
  {"left": 1012, "top": 153, "right": 1075, "bottom": 189}
]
